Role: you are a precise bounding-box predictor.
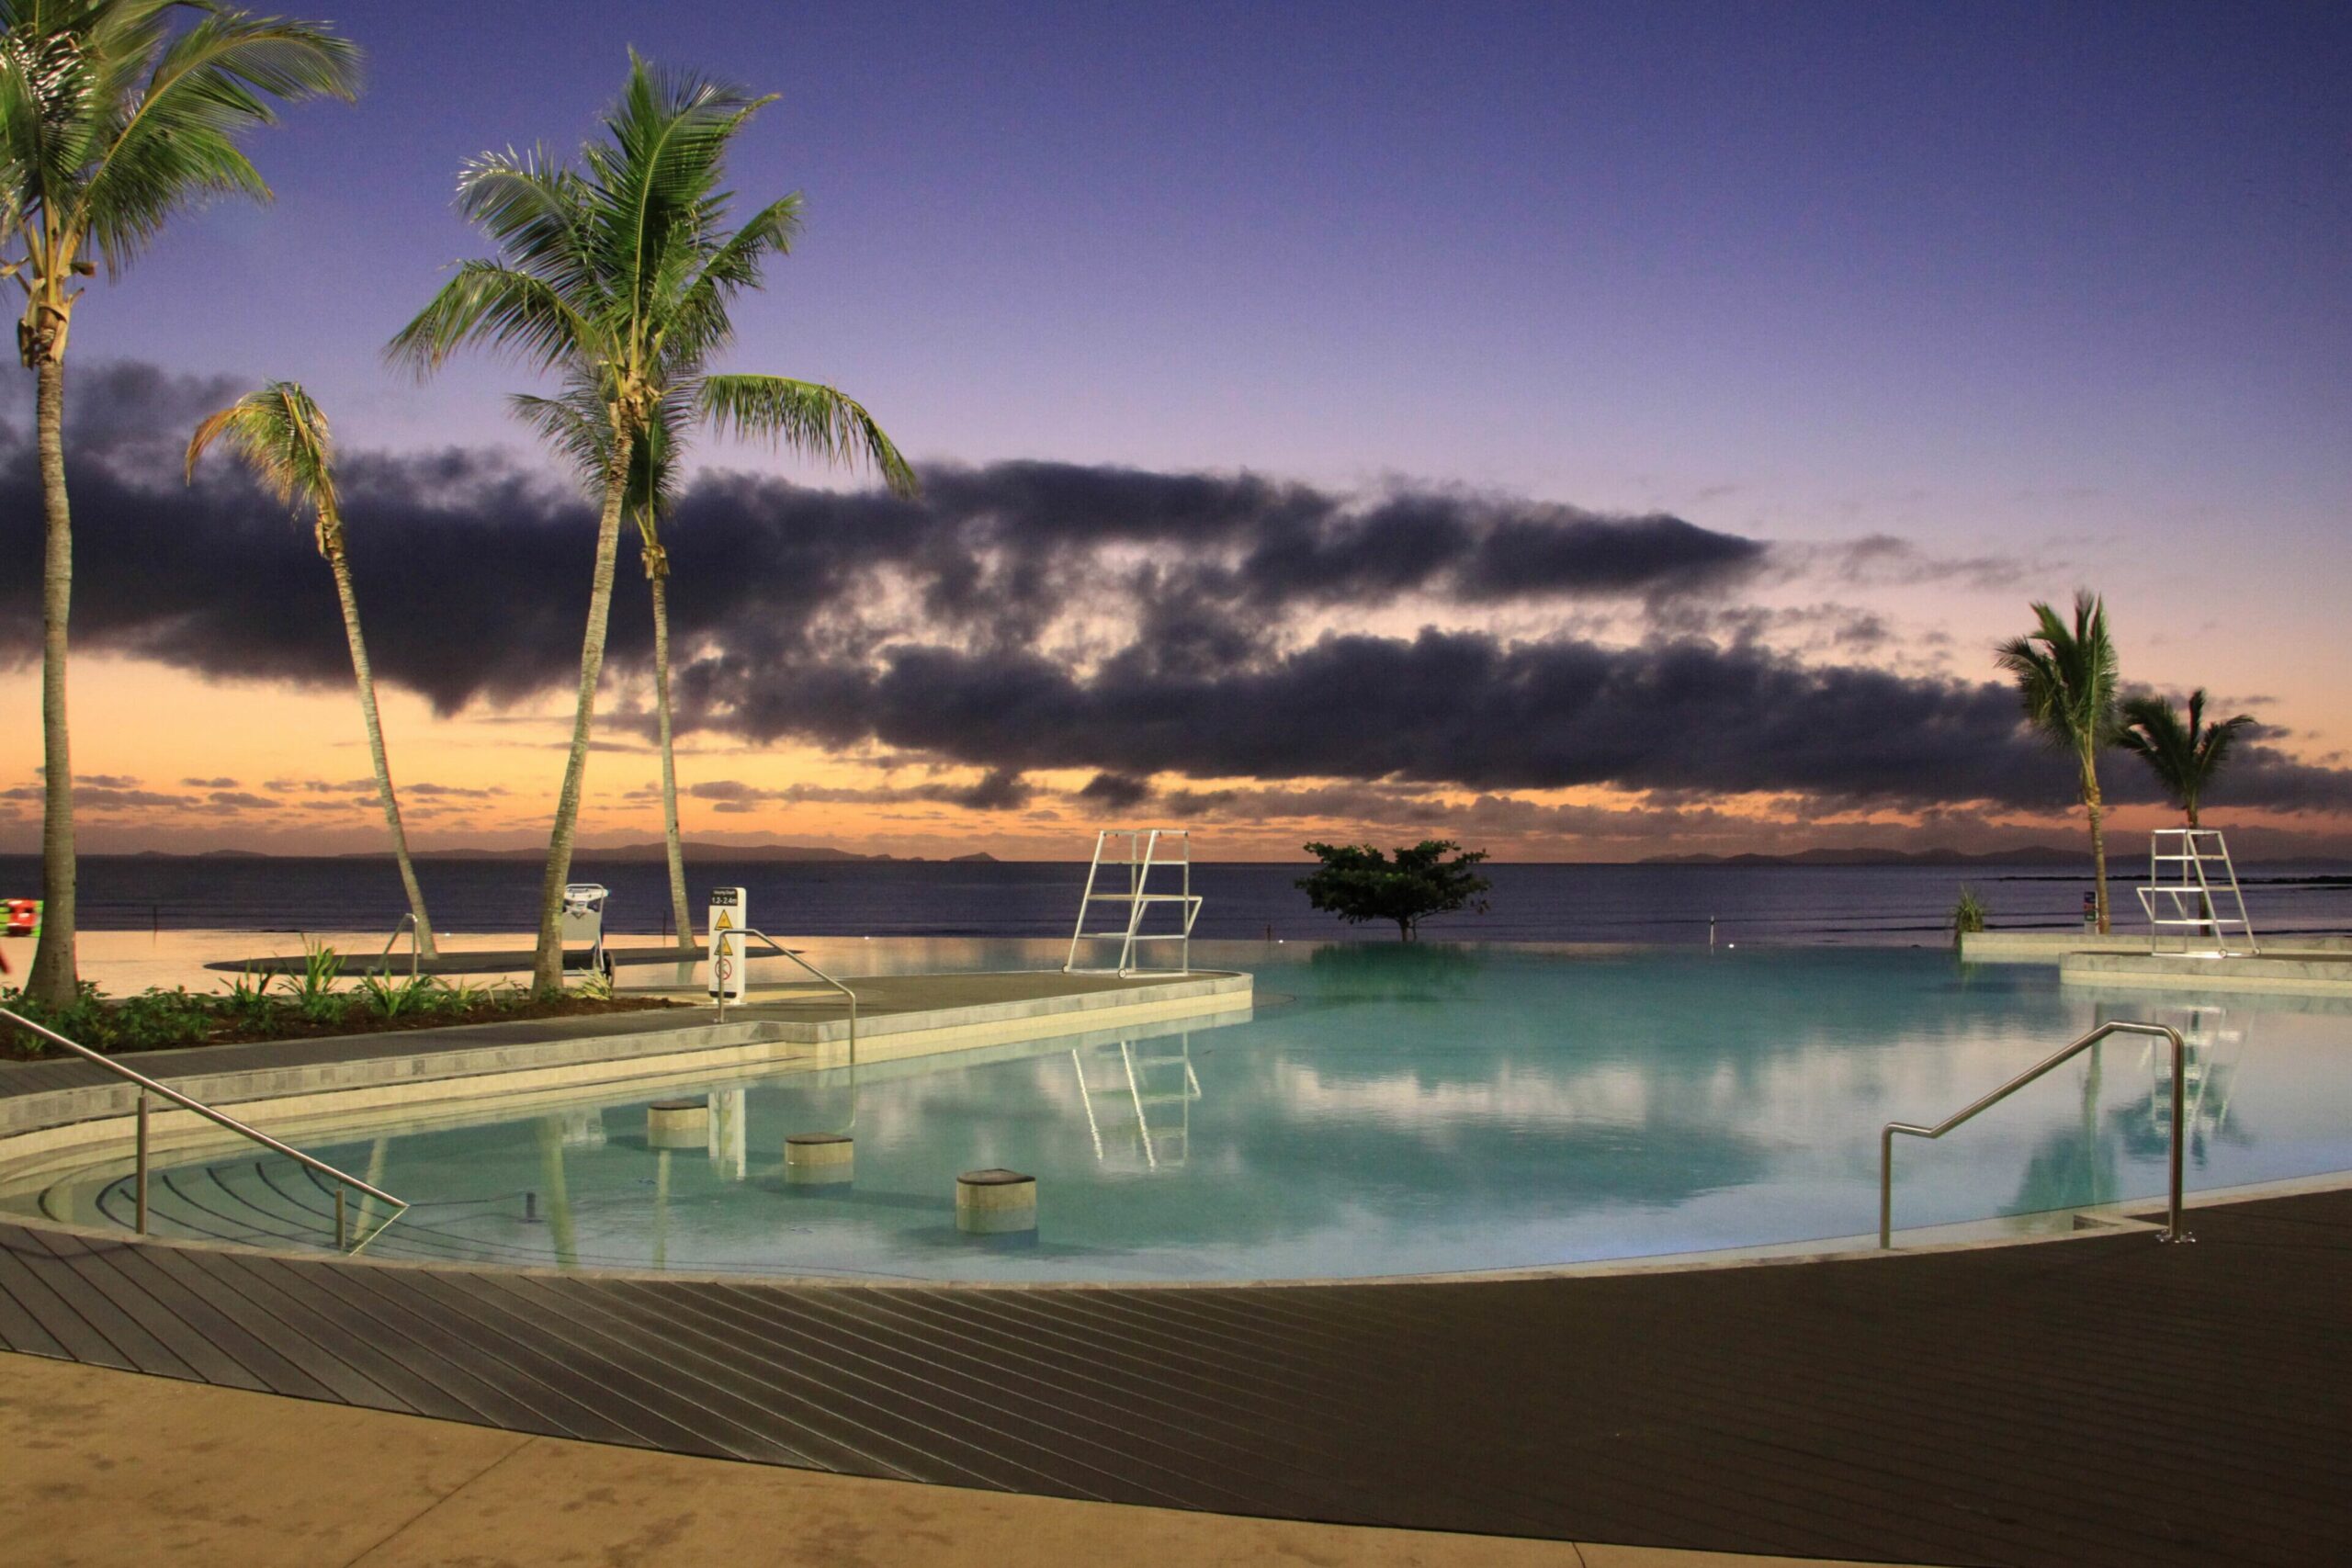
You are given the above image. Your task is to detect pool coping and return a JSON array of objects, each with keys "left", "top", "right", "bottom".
[{"left": 0, "top": 969, "right": 1251, "bottom": 1198}]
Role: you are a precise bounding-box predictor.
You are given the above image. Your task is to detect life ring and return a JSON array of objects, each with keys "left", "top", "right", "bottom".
[{"left": 3, "top": 899, "right": 37, "bottom": 938}]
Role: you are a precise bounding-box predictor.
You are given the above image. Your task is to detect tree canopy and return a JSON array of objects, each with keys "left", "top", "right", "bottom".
[
  {"left": 2117, "top": 688, "right": 2254, "bottom": 828},
  {"left": 1296, "top": 840, "right": 1492, "bottom": 942}
]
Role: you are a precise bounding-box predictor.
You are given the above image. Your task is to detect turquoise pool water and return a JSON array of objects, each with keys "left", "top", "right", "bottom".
[{"left": 20, "top": 942, "right": 2352, "bottom": 1281}]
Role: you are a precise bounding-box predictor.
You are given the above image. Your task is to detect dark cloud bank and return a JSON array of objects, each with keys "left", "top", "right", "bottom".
[{"left": 5, "top": 360, "right": 2348, "bottom": 825}]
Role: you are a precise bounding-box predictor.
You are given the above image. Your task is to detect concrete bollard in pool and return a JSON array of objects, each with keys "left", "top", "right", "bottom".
[
  {"left": 956, "top": 1168, "right": 1037, "bottom": 1235},
  {"left": 785, "top": 1132, "right": 854, "bottom": 1187},
  {"left": 646, "top": 1098, "right": 709, "bottom": 1150}
]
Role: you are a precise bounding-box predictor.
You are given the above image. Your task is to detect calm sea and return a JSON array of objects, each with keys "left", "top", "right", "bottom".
[{"left": 6, "top": 854, "right": 2351, "bottom": 946}]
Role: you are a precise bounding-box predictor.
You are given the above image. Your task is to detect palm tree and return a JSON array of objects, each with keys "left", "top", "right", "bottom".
[
  {"left": 1996, "top": 592, "right": 2122, "bottom": 932},
  {"left": 0, "top": 0, "right": 358, "bottom": 1008},
  {"left": 515, "top": 380, "right": 695, "bottom": 947},
  {"left": 186, "top": 382, "right": 437, "bottom": 957},
  {"left": 2117, "top": 689, "right": 2254, "bottom": 829},
  {"left": 391, "top": 54, "right": 916, "bottom": 992}
]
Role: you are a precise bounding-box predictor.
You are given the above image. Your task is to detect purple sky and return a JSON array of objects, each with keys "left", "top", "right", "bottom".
[
  {"left": 8, "top": 1, "right": 2352, "bottom": 859},
  {"left": 84, "top": 2, "right": 2350, "bottom": 494}
]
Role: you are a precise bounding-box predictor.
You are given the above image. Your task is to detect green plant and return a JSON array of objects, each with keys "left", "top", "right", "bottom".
[
  {"left": 1996, "top": 592, "right": 2122, "bottom": 932},
  {"left": 390, "top": 53, "right": 917, "bottom": 992},
  {"left": 1951, "top": 886, "right": 1988, "bottom": 943},
  {"left": 1297, "top": 840, "right": 1494, "bottom": 942},
  {"left": 357, "top": 970, "right": 439, "bottom": 1019},
  {"left": 0, "top": 979, "right": 107, "bottom": 1054},
  {"left": 109, "top": 987, "right": 216, "bottom": 1050},
  {"left": 290, "top": 941, "right": 345, "bottom": 1020}
]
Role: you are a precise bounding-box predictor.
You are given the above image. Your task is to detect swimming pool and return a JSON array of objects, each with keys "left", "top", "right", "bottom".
[{"left": 17, "top": 942, "right": 2352, "bottom": 1281}]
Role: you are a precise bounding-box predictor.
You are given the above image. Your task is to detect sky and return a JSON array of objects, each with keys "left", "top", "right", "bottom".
[{"left": 2, "top": 0, "right": 2350, "bottom": 861}]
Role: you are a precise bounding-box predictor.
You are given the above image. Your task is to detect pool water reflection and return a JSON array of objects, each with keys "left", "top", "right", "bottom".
[{"left": 17, "top": 942, "right": 2352, "bottom": 1281}]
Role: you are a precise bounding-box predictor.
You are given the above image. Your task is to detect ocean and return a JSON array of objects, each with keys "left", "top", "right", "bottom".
[{"left": 6, "top": 853, "right": 2351, "bottom": 947}]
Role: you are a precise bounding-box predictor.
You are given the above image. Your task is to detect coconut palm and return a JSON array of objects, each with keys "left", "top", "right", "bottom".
[
  {"left": 1996, "top": 592, "right": 2122, "bottom": 932},
  {"left": 2117, "top": 689, "right": 2255, "bottom": 829},
  {"left": 0, "top": 0, "right": 357, "bottom": 1006},
  {"left": 514, "top": 379, "right": 695, "bottom": 946},
  {"left": 186, "top": 382, "right": 437, "bottom": 957},
  {"left": 0, "top": 0, "right": 358, "bottom": 1008},
  {"left": 391, "top": 54, "right": 916, "bottom": 992}
]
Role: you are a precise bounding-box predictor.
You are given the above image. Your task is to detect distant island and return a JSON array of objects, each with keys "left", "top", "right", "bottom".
[
  {"left": 1640, "top": 845, "right": 2091, "bottom": 867},
  {"left": 75, "top": 840, "right": 1006, "bottom": 864}
]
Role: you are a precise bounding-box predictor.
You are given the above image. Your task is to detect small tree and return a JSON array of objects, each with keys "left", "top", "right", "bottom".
[
  {"left": 2116, "top": 689, "right": 2254, "bottom": 829},
  {"left": 1995, "top": 592, "right": 2121, "bottom": 932},
  {"left": 1297, "top": 840, "right": 1492, "bottom": 942}
]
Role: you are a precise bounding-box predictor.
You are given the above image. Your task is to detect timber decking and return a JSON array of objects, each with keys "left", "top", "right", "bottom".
[{"left": 1, "top": 1190, "right": 2347, "bottom": 1566}]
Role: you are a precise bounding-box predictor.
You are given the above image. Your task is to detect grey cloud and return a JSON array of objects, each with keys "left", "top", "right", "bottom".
[{"left": 7, "top": 360, "right": 2352, "bottom": 822}]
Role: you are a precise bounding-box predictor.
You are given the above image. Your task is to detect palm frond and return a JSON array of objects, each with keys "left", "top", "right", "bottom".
[
  {"left": 386, "top": 259, "right": 594, "bottom": 375},
  {"left": 74, "top": 9, "right": 359, "bottom": 273},
  {"left": 1997, "top": 592, "right": 2118, "bottom": 753},
  {"left": 186, "top": 378, "right": 338, "bottom": 545},
  {"left": 699, "top": 373, "right": 919, "bottom": 497},
  {"left": 2118, "top": 687, "right": 2256, "bottom": 819}
]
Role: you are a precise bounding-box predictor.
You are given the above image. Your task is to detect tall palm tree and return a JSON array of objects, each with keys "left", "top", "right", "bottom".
[
  {"left": 391, "top": 54, "right": 916, "bottom": 992},
  {"left": 186, "top": 382, "right": 436, "bottom": 957},
  {"left": 1996, "top": 592, "right": 2122, "bottom": 932},
  {"left": 2117, "top": 689, "right": 2255, "bottom": 829},
  {"left": 515, "top": 379, "right": 695, "bottom": 946},
  {"left": 0, "top": 0, "right": 358, "bottom": 1007}
]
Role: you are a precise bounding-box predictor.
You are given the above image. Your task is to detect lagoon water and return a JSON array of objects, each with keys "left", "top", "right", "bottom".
[{"left": 8, "top": 852, "right": 2352, "bottom": 945}]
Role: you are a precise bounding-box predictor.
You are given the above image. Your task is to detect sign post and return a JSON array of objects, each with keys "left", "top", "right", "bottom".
[{"left": 707, "top": 886, "right": 749, "bottom": 1008}]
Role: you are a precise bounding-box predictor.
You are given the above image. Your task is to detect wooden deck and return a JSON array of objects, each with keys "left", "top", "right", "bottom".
[{"left": 2, "top": 1190, "right": 2346, "bottom": 1565}]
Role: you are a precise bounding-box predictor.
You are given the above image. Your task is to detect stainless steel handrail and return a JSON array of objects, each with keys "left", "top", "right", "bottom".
[
  {"left": 710, "top": 931, "right": 858, "bottom": 1130},
  {"left": 377, "top": 913, "right": 422, "bottom": 980},
  {"left": 0, "top": 1005, "right": 409, "bottom": 1253},
  {"left": 1880, "top": 1019, "right": 2188, "bottom": 1248}
]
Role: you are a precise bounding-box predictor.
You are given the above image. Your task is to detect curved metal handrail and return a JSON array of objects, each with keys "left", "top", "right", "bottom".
[
  {"left": 708, "top": 930, "right": 859, "bottom": 1130},
  {"left": 0, "top": 1006, "right": 409, "bottom": 1254},
  {"left": 1881, "top": 1019, "right": 2188, "bottom": 1248},
  {"left": 377, "top": 913, "right": 422, "bottom": 980}
]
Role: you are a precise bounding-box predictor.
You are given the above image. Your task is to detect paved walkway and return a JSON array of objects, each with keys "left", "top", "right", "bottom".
[
  {"left": 4, "top": 1353, "right": 1900, "bottom": 1568},
  {"left": 0, "top": 1190, "right": 2345, "bottom": 1564}
]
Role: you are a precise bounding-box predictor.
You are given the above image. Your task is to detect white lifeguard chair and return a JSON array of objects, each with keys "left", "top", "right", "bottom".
[
  {"left": 1064, "top": 829, "right": 1202, "bottom": 976},
  {"left": 2135, "top": 829, "right": 2258, "bottom": 955}
]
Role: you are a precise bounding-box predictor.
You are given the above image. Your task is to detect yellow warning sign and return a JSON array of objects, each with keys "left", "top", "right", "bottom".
[{"left": 715, "top": 910, "right": 733, "bottom": 931}]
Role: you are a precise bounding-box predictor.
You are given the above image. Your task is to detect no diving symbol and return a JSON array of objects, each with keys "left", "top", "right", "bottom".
[{"left": 716, "top": 954, "right": 736, "bottom": 986}]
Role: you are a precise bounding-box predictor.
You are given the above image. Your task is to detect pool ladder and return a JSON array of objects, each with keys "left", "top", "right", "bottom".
[
  {"left": 0, "top": 1005, "right": 408, "bottom": 1254},
  {"left": 1880, "top": 1020, "right": 2189, "bottom": 1249}
]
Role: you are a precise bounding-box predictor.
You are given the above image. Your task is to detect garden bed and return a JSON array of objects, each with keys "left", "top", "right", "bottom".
[{"left": 0, "top": 980, "right": 682, "bottom": 1061}]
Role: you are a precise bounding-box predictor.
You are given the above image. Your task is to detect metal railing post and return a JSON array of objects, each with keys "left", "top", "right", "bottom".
[
  {"left": 0, "top": 1006, "right": 407, "bottom": 1255},
  {"left": 135, "top": 1092, "right": 149, "bottom": 1235},
  {"left": 1882, "top": 1020, "right": 2189, "bottom": 1248},
  {"left": 707, "top": 932, "right": 860, "bottom": 1131}
]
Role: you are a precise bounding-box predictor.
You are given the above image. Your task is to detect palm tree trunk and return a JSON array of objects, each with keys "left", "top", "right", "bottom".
[
  {"left": 651, "top": 567, "right": 692, "bottom": 947},
  {"left": 26, "top": 361, "right": 77, "bottom": 1009},
  {"left": 326, "top": 536, "right": 437, "bottom": 958},
  {"left": 2082, "top": 751, "right": 2110, "bottom": 935},
  {"left": 531, "top": 453, "right": 632, "bottom": 992}
]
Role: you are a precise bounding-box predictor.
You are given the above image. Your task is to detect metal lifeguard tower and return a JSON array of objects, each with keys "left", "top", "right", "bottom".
[
  {"left": 1064, "top": 829, "right": 1202, "bottom": 976},
  {"left": 2135, "top": 828, "right": 2259, "bottom": 955}
]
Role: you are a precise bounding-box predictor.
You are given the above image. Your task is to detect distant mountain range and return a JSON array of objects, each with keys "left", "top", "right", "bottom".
[
  {"left": 116, "top": 842, "right": 1000, "bottom": 864},
  {"left": 1640, "top": 845, "right": 2094, "bottom": 867}
]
